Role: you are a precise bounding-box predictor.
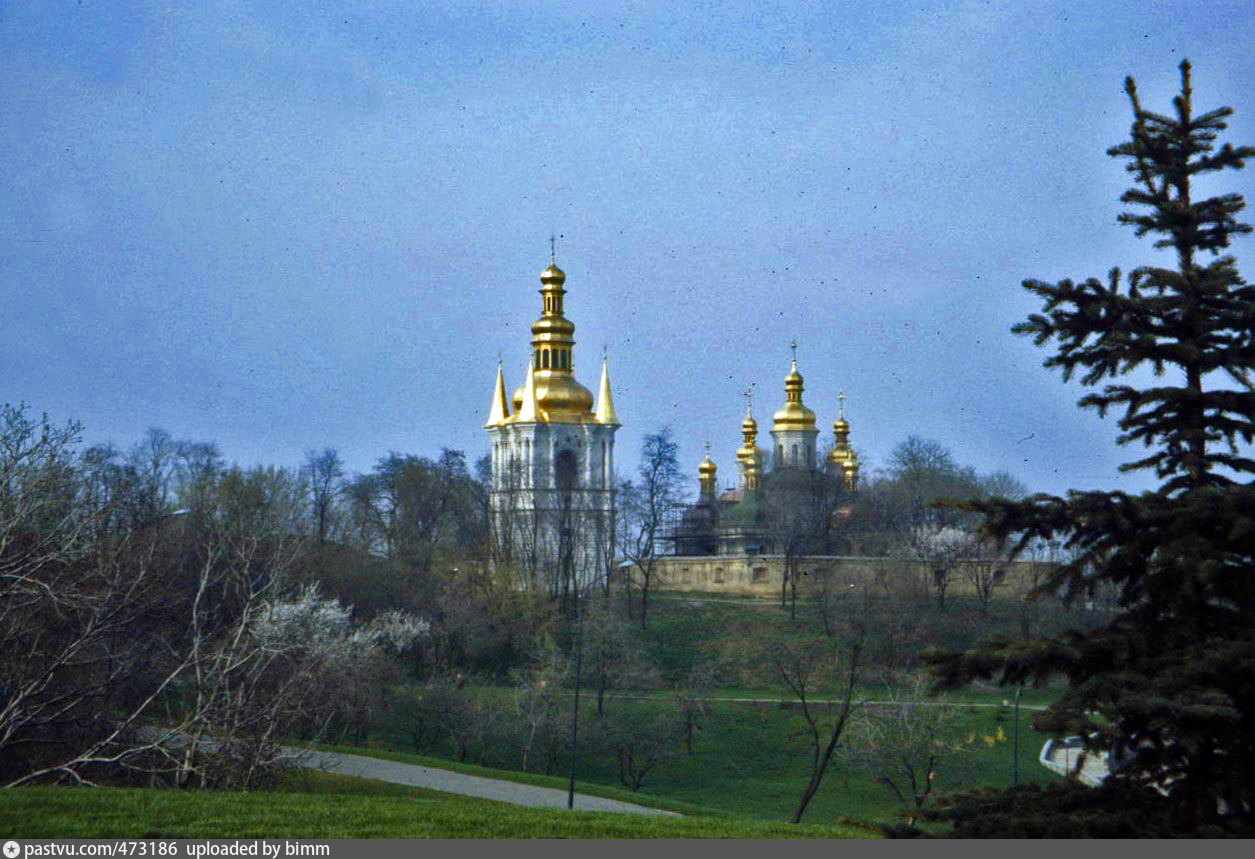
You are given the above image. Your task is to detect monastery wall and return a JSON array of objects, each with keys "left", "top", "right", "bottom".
[{"left": 637, "top": 554, "right": 1050, "bottom": 599}]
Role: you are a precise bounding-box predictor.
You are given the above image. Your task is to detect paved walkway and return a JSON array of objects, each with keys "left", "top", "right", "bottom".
[
  {"left": 613, "top": 692, "right": 1049, "bottom": 710},
  {"left": 292, "top": 748, "right": 679, "bottom": 816}
]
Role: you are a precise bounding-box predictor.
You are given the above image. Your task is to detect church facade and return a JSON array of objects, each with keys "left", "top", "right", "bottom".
[{"left": 483, "top": 259, "right": 619, "bottom": 597}]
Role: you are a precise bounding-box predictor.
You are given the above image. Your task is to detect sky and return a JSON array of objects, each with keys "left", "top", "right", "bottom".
[{"left": 3, "top": 0, "right": 1254, "bottom": 496}]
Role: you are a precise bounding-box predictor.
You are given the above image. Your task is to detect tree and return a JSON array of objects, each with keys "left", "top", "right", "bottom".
[
  {"left": 621, "top": 428, "right": 685, "bottom": 629},
  {"left": 961, "top": 536, "right": 1009, "bottom": 615},
  {"left": 581, "top": 595, "right": 659, "bottom": 716},
  {"left": 724, "top": 618, "right": 865, "bottom": 824},
  {"left": 926, "top": 62, "right": 1255, "bottom": 834},
  {"left": 763, "top": 468, "right": 845, "bottom": 618},
  {"left": 669, "top": 663, "right": 717, "bottom": 755},
  {"left": 903, "top": 524, "right": 968, "bottom": 610},
  {"left": 844, "top": 677, "right": 977, "bottom": 826},
  {"left": 303, "top": 447, "right": 344, "bottom": 545},
  {"left": 0, "top": 405, "right": 174, "bottom": 786},
  {"left": 595, "top": 707, "right": 684, "bottom": 792},
  {"left": 511, "top": 638, "right": 569, "bottom": 774}
]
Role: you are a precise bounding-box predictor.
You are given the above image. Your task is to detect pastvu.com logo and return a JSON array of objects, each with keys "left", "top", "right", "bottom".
[{"left": 3, "top": 840, "right": 20, "bottom": 858}]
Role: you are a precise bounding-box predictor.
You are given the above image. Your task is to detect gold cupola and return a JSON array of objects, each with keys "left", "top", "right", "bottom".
[
  {"left": 735, "top": 391, "right": 764, "bottom": 489},
  {"left": 827, "top": 391, "right": 861, "bottom": 491},
  {"left": 698, "top": 442, "right": 718, "bottom": 497},
  {"left": 508, "top": 258, "right": 598, "bottom": 423},
  {"left": 772, "top": 353, "right": 817, "bottom": 433}
]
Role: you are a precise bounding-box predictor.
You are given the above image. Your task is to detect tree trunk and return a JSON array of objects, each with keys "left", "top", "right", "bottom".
[{"left": 639, "top": 567, "right": 651, "bottom": 630}]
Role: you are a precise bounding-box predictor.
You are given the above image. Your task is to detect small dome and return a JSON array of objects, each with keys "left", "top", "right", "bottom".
[
  {"left": 540, "top": 264, "right": 566, "bottom": 287},
  {"left": 833, "top": 417, "right": 850, "bottom": 432},
  {"left": 772, "top": 358, "right": 817, "bottom": 432},
  {"left": 699, "top": 457, "right": 717, "bottom": 478},
  {"left": 741, "top": 413, "right": 758, "bottom": 433}
]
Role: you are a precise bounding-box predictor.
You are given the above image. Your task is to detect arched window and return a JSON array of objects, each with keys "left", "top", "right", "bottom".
[
  {"left": 555, "top": 448, "right": 578, "bottom": 492},
  {"left": 560, "top": 350, "right": 568, "bottom": 369},
  {"left": 791, "top": 444, "right": 798, "bottom": 463},
  {"left": 542, "top": 350, "right": 550, "bottom": 369}
]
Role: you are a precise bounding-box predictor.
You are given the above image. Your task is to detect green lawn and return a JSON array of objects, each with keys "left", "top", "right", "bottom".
[
  {"left": 354, "top": 693, "right": 1059, "bottom": 827},
  {"left": 0, "top": 772, "right": 874, "bottom": 839},
  {"left": 335, "top": 592, "right": 1067, "bottom": 828}
]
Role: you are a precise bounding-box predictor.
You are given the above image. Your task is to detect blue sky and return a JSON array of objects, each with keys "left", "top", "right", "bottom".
[{"left": 3, "top": 0, "right": 1253, "bottom": 494}]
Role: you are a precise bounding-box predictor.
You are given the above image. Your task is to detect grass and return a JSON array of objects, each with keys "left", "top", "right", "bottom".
[
  {"left": 347, "top": 593, "right": 1068, "bottom": 828},
  {"left": 2, "top": 592, "right": 1066, "bottom": 838},
  {"left": 0, "top": 771, "right": 875, "bottom": 839},
  {"left": 352, "top": 693, "right": 1060, "bottom": 827}
]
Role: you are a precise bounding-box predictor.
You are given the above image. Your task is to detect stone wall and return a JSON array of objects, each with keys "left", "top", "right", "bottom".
[{"left": 634, "top": 554, "right": 1048, "bottom": 599}]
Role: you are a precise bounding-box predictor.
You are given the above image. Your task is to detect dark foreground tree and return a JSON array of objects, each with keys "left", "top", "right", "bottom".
[{"left": 925, "top": 61, "right": 1255, "bottom": 835}]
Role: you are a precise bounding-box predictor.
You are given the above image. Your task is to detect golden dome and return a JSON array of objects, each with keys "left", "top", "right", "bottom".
[
  {"left": 741, "top": 413, "right": 758, "bottom": 433},
  {"left": 772, "top": 359, "right": 817, "bottom": 431},
  {"left": 699, "top": 457, "right": 717, "bottom": 478},
  {"left": 540, "top": 263, "right": 566, "bottom": 286},
  {"left": 511, "top": 372, "right": 595, "bottom": 422},
  {"left": 827, "top": 391, "right": 859, "bottom": 490}
]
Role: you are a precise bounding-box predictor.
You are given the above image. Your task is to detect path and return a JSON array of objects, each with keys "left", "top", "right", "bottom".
[
  {"left": 611, "top": 692, "right": 1049, "bottom": 711},
  {"left": 291, "top": 747, "right": 680, "bottom": 817}
]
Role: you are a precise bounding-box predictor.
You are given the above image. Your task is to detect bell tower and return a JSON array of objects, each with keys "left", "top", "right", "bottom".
[{"left": 484, "top": 252, "right": 620, "bottom": 594}]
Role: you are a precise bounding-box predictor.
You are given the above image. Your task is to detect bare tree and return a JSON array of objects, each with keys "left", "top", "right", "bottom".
[
  {"left": 0, "top": 405, "right": 197, "bottom": 787},
  {"left": 963, "top": 536, "right": 1009, "bottom": 614},
  {"left": 581, "top": 595, "right": 659, "bottom": 716},
  {"left": 670, "top": 663, "right": 718, "bottom": 755},
  {"left": 621, "top": 428, "right": 684, "bottom": 629},
  {"left": 511, "top": 638, "right": 569, "bottom": 774},
  {"left": 844, "top": 676, "right": 976, "bottom": 826},
  {"left": 764, "top": 469, "right": 844, "bottom": 618},
  {"left": 724, "top": 610, "right": 866, "bottom": 824},
  {"left": 595, "top": 708, "right": 684, "bottom": 792},
  {"left": 303, "top": 447, "right": 344, "bottom": 545}
]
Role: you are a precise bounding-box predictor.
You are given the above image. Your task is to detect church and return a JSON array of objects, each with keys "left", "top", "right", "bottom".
[
  {"left": 483, "top": 254, "right": 1038, "bottom": 599},
  {"left": 482, "top": 256, "right": 619, "bottom": 598},
  {"left": 672, "top": 350, "right": 862, "bottom": 559},
  {"left": 483, "top": 252, "right": 865, "bottom": 596}
]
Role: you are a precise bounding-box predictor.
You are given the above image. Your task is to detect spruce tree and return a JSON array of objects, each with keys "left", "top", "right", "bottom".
[{"left": 924, "top": 61, "right": 1255, "bottom": 835}]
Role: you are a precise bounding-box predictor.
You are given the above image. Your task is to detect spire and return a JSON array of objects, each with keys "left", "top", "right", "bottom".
[
  {"left": 595, "top": 356, "right": 620, "bottom": 425},
  {"left": 515, "top": 359, "right": 539, "bottom": 423},
  {"left": 484, "top": 361, "right": 510, "bottom": 427}
]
